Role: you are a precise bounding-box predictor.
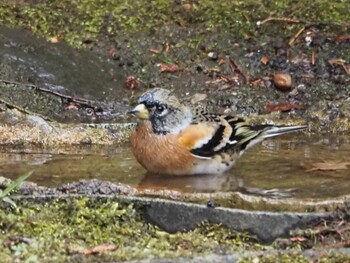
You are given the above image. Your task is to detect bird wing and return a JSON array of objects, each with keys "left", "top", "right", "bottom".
[{"left": 177, "top": 108, "right": 262, "bottom": 159}]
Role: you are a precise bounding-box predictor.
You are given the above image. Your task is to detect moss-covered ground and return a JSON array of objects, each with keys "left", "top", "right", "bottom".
[
  {"left": 0, "top": 197, "right": 350, "bottom": 262},
  {"left": 1, "top": 0, "right": 349, "bottom": 47},
  {"left": 0, "top": 198, "right": 261, "bottom": 262}
]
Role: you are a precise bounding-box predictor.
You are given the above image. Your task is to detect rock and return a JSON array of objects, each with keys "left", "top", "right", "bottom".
[
  {"left": 26, "top": 115, "right": 54, "bottom": 134},
  {"left": 141, "top": 198, "right": 332, "bottom": 244},
  {"left": 207, "top": 52, "right": 218, "bottom": 60}
]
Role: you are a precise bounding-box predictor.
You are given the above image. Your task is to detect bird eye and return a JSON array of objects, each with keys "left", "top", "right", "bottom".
[{"left": 156, "top": 105, "right": 165, "bottom": 112}]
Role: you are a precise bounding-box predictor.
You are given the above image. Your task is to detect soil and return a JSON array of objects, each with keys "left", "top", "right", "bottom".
[{"left": 0, "top": 1, "right": 350, "bottom": 135}]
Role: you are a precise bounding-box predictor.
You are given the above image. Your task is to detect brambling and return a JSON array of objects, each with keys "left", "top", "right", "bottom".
[{"left": 129, "top": 88, "right": 307, "bottom": 175}]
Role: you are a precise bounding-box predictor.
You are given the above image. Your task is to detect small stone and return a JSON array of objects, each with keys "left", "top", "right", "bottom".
[
  {"left": 207, "top": 199, "right": 217, "bottom": 208},
  {"left": 183, "top": 3, "right": 192, "bottom": 12},
  {"left": 80, "top": 137, "right": 92, "bottom": 145},
  {"left": 207, "top": 52, "right": 218, "bottom": 60},
  {"left": 0, "top": 103, "right": 7, "bottom": 112},
  {"left": 273, "top": 72, "right": 292, "bottom": 90}
]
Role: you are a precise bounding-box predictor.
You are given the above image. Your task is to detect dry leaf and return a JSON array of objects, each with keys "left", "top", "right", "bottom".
[
  {"left": 250, "top": 78, "right": 262, "bottom": 86},
  {"left": 107, "top": 47, "right": 117, "bottom": 58},
  {"left": 260, "top": 55, "right": 269, "bottom": 65},
  {"left": 335, "top": 35, "right": 350, "bottom": 42},
  {"left": 69, "top": 244, "right": 118, "bottom": 255},
  {"left": 150, "top": 48, "right": 160, "bottom": 54},
  {"left": 265, "top": 103, "right": 303, "bottom": 112},
  {"left": 306, "top": 161, "right": 350, "bottom": 172},
  {"left": 328, "top": 59, "right": 350, "bottom": 74},
  {"left": 125, "top": 76, "right": 140, "bottom": 90},
  {"left": 157, "top": 63, "right": 179, "bottom": 72},
  {"left": 218, "top": 58, "right": 226, "bottom": 66}
]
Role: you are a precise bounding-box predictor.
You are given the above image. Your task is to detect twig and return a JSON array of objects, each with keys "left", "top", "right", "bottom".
[
  {"left": 229, "top": 57, "right": 249, "bottom": 84},
  {"left": 259, "top": 17, "right": 350, "bottom": 28},
  {"left": 37, "top": 87, "right": 97, "bottom": 109},
  {"left": 289, "top": 26, "right": 306, "bottom": 46},
  {"left": 259, "top": 17, "right": 302, "bottom": 25},
  {"left": 0, "top": 97, "right": 53, "bottom": 121},
  {"left": 0, "top": 79, "right": 98, "bottom": 109},
  {"left": 312, "top": 51, "right": 316, "bottom": 65},
  {"left": 1, "top": 79, "right": 36, "bottom": 88}
]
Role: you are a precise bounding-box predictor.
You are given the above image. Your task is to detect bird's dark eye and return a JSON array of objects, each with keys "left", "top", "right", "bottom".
[{"left": 156, "top": 105, "right": 165, "bottom": 112}]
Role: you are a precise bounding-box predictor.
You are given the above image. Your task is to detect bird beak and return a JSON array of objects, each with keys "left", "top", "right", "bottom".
[{"left": 128, "top": 104, "right": 149, "bottom": 120}]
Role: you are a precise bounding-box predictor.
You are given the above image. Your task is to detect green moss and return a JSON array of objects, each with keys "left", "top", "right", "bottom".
[
  {"left": 1, "top": 0, "right": 349, "bottom": 47},
  {"left": 240, "top": 253, "right": 350, "bottom": 263},
  {"left": 0, "top": 198, "right": 260, "bottom": 261}
]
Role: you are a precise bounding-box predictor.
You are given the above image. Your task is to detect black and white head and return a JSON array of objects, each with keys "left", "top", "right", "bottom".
[{"left": 128, "top": 88, "right": 192, "bottom": 134}]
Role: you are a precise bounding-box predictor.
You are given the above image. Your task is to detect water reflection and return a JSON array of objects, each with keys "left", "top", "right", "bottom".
[{"left": 0, "top": 134, "right": 349, "bottom": 199}]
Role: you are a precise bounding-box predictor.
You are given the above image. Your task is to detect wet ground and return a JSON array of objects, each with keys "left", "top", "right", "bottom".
[{"left": 1, "top": 134, "right": 349, "bottom": 200}]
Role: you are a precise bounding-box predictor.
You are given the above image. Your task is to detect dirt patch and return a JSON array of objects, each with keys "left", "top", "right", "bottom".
[{"left": 0, "top": 1, "right": 350, "bottom": 132}]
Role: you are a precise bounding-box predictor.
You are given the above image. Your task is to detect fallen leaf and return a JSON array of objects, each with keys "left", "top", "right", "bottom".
[
  {"left": 328, "top": 58, "right": 347, "bottom": 65},
  {"left": 125, "top": 76, "right": 140, "bottom": 90},
  {"left": 157, "top": 63, "right": 179, "bottom": 72},
  {"left": 218, "top": 58, "right": 226, "bottom": 66},
  {"left": 260, "top": 55, "right": 269, "bottom": 65},
  {"left": 328, "top": 58, "right": 350, "bottom": 74},
  {"left": 107, "top": 47, "right": 117, "bottom": 58},
  {"left": 69, "top": 244, "right": 118, "bottom": 255},
  {"left": 250, "top": 78, "right": 262, "bottom": 86},
  {"left": 163, "top": 43, "right": 171, "bottom": 53},
  {"left": 306, "top": 161, "right": 350, "bottom": 172},
  {"left": 149, "top": 48, "right": 159, "bottom": 54},
  {"left": 265, "top": 103, "right": 303, "bottom": 112},
  {"left": 335, "top": 35, "right": 350, "bottom": 42}
]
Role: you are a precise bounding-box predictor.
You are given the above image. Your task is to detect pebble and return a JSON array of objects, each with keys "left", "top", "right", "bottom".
[
  {"left": 273, "top": 72, "right": 292, "bottom": 90},
  {"left": 207, "top": 52, "right": 218, "bottom": 60}
]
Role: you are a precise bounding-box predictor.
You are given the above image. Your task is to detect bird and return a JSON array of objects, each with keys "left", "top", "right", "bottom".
[{"left": 128, "top": 88, "right": 307, "bottom": 176}]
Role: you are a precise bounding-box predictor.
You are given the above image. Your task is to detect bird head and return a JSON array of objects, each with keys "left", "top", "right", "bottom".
[{"left": 128, "top": 88, "right": 192, "bottom": 134}]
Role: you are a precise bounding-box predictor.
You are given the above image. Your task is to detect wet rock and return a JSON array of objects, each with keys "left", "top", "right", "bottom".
[
  {"left": 25, "top": 115, "right": 54, "bottom": 134},
  {"left": 55, "top": 179, "right": 137, "bottom": 195},
  {"left": 142, "top": 198, "right": 332, "bottom": 243},
  {"left": 0, "top": 26, "right": 127, "bottom": 123}
]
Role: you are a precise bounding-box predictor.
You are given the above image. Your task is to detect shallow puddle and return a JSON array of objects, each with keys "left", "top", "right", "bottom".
[{"left": 0, "top": 134, "right": 349, "bottom": 199}]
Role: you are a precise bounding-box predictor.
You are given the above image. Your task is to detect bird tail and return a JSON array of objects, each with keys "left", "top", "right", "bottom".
[
  {"left": 237, "top": 124, "right": 307, "bottom": 153},
  {"left": 260, "top": 125, "right": 308, "bottom": 139}
]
